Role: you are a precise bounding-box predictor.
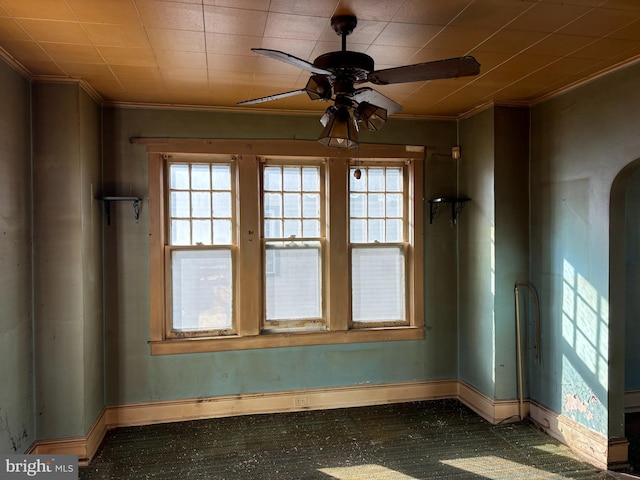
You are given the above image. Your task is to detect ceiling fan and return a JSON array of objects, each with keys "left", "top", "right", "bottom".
[{"left": 238, "top": 15, "right": 481, "bottom": 148}]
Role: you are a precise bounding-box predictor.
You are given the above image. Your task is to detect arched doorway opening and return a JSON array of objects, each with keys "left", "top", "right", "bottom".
[{"left": 609, "top": 158, "right": 640, "bottom": 471}]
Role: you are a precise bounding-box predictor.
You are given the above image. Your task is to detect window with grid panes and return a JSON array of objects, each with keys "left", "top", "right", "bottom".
[
  {"left": 262, "top": 163, "right": 324, "bottom": 330},
  {"left": 350, "top": 165, "right": 407, "bottom": 325},
  {"left": 146, "top": 140, "right": 424, "bottom": 354},
  {"left": 167, "top": 162, "right": 235, "bottom": 335}
]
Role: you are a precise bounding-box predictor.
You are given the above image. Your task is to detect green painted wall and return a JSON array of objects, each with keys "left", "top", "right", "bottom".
[
  {"left": 0, "top": 60, "right": 33, "bottom": 452},
  {"left": 32, "top": 83, "right": 103, "bottom": 439},
  {"left": 101, "top": 106, "right": 460, "bottom": 405},
  {"left": 493, "top": 107, "right": 530, "bottom": 400},
  {"left": 79, "top": 89, "right": 104, "bottom": 435},
  {"left": 424, "top": 143, "right": 460, "bottom": 379},
  {"left": 458, "top": 108, "right": 496, "bottom": 397},
  {"left": 457, "top": 106, "right": 530, "bottom": 402},
  {"left": 530, "top": 61, "right": 640, "bottom": 437}
]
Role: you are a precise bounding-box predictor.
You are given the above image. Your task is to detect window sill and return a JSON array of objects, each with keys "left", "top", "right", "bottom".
[{"left": 149, "top": 327, "right": 425, "bottom": 355}]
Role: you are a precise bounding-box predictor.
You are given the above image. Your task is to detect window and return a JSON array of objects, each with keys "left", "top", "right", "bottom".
[
  {"left": 350, "top": 165, "right": 407, "bottom": 326},
  {"left": 262, "top": 163, "right": 324, "bottom": 331},
  {"left": 167, "top": 161, "right": 235, "bottom": 336},
  {"left": 146, "top": 140, "right": 424, "bottom": 354}
]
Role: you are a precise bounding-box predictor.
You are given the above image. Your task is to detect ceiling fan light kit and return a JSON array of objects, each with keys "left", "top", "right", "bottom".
[
  {"left": 238, "top": 14, "right": 481, "bottom": 149},
  {"left": 355, "top": 102, "right": 387, "bottom": 132},
  {"left": 318, "top": 105, "right": 359, "bottom": 149}
]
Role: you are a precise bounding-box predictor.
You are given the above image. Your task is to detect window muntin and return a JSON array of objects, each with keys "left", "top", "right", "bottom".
[
  {"left": 349, "top": 166, "right": 405, "bottom": 244},
  {"left": 169, "top": 163, "right": 233, "bottom": 246},
  {"left": 262, "top": 163, "right": 325, "bottom": 330},
  {"left": 167, "top": 161, "right": 235, "bottom": 336},
  {"left": 350, "top": 165, "right": 408, "bottom": 326},
  {"left": 263, "top": 165, "right": 321, "bottom": 239}
]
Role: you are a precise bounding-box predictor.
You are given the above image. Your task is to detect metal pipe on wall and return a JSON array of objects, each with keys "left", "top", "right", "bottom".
[{"left": 514, "top": 282, "right": 541, "bottom": 420}]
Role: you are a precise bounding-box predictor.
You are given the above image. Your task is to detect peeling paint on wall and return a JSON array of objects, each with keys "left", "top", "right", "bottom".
[
  {"left": 564, "top": 392, "right": 600, "bottom": 421},
  {"left": 561, "top": 353, "right": 607, "bottom": 435}
]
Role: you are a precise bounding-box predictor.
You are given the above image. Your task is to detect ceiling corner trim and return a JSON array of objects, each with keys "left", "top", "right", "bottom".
[
  {"left": 31, "top": 75, "right": 104, "bottom": 104},
  {"left": 0, "top": 47, "right": 33, "bottom": 81},
  {"left": 531, "top": 54, "right": 640, "bottom": 109}
]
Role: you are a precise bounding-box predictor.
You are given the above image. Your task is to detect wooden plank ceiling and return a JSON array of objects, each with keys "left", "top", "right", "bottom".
[{"left": 1, "top": 0, "right": 639, "bottom": 118}]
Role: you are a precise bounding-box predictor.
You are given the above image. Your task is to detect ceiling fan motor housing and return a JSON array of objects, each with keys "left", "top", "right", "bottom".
[{"left": 314, "top": 51, "right": 374, "bottom": 82}]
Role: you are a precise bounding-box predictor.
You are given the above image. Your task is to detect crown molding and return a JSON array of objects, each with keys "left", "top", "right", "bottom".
[
  {"left": 0, "top": 47, "right": 33, "bottom": 80},
  {"left": 530, "top": 54, "right": 640, "bottom": 107},
  {"left": 3, "top": 51, "right": 639, "bottom": 121},
  {"left": 31, "top": 75, "right": 104, "bottom": 104}
]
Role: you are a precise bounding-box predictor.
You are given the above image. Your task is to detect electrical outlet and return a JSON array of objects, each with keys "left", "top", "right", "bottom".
[{"left": 294, "top": 396, "right": 308, "bottom": 407}]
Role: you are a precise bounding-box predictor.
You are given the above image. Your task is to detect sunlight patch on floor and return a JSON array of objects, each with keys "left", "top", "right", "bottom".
[
  {"left": 441, "top": 455, "right": 571, "bottom": 479},
  {"left": 318, "top": 464, "right": 418, "bottom": 479},
  {"left": 533, "top": 443, "right": 579, "bottom": 460}
]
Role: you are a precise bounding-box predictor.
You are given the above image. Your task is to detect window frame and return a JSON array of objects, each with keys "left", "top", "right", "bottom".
[
  {"left": 260, "top": 158, "right": 327, "bottom": 332},
  {"left": 348, "top": 162, "right": 412, "bottom": 329},
  {"left": 145, "top": 140, "right": 424, "bottom": 355},
  {"left": 164, "top": 159, "right": 237, "bottom": 339}
]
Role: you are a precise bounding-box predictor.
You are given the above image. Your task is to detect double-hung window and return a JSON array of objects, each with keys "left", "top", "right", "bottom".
[
  {"left": 146, "top": 140, "right": 424, "bottom": 354},
  {"left": 167, "top": 160, "right": 235, "bottom": 337},
  {"left": 350, "top": 164, "right": 408, "bottom": 326},
  {"left": 262, "top": 162, "right": 325, "bottom": 331}
]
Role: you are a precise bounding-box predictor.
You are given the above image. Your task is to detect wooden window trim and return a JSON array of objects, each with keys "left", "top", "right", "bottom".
[
  {"left": 144, "top": 139, "right": 424, "bottom": 355},
  {"left": 149, "top": 327, "right": 425, "bottom": 355},
  {"left": 260, "top": 159, "right": 326, "bottom": 331},
  {"left": 348, "top": 162, "right": 413, "bottom": 328}
]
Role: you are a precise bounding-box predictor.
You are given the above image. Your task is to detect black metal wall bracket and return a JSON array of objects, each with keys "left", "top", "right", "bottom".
[
  {"left": 99, "top": 196, "right": 141, "bottom": 225},
  {"left": 428, "top": 197, "right": 470, "bottom": 225}
]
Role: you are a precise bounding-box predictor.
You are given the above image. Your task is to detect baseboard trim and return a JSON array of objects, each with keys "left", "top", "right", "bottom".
[
  {"left": 457, "top": 381, "right": 526, "bottom": 424},
  {"left": 27, "top": 408, "right": 107, "bottom": 466},
  {"left": 25, "top": 380, "right": 458, "bottom": 463},
  {"left": 106, "top": 380, "right": 458, "bottom": 428},
  {"left": 85, "top": 408, "right": 108, "bottom": 462},
  {"left": 608, "top": 437, "right": 630, "bottom": 469},
  {"left": 27, "top": 381, "right": 626, "bottom": 472},
  {"left": 625, "top": 389, "right": 640, "bottom": 413},
  {"left": 529, "top": 400, "right": 610, "bottom": 470}
]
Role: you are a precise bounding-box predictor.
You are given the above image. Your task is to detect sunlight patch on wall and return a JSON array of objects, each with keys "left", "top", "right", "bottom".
[
  {"left": 560, "top": 259, "right": 608, "bottom": 434},
  {"left": 561, "top": 259, "right": 608, "bottom": 387},
  {"left": 319, "top": 464, "right": 418, "bottom": 479},
  {"left": 441, "top": 455, "right": 572, "bottom": 479},
  {"left": 597, "top": 297, "right": 609, "bottom": 389}
]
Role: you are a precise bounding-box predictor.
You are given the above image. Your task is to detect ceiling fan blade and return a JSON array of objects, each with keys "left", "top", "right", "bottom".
[
  {"left": 252, "top": 48, "right": 331, "bottom": 75},
  {"left": 352, "top": 87, "right": 403, "bottom": 115},
  {"left": 237, "top": 89, "right": 307, "bottom": 106},
  {"left": 368, "top": 56, "right": 480, "bottom": 85}
]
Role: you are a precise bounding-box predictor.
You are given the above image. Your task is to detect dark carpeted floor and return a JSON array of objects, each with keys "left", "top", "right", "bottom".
[{"left": 80, "top": 399, "right": 619, "bottom": 480}]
